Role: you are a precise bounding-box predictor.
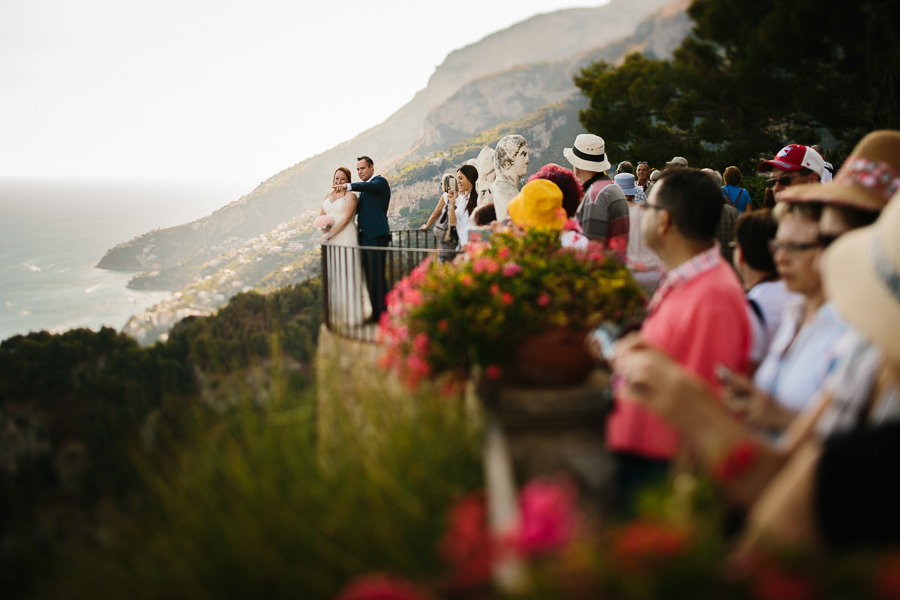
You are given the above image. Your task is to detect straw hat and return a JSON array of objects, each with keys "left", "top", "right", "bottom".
[
  {"left": 782, "top": 130, "right": 900, "bottom": 212},
  {"left": 563, "top": 134, "right": 612, "bottom": 173},
  {"left": 823, "top": 187, "right": 900, "bottom": 364},
  {"left": 507, "top": 179, "right": 567, "bottom": 230}
]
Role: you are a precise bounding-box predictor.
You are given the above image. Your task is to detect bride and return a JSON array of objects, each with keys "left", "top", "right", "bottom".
[{"left": 317, "top": 167, "right": 372, "bottom": 328}]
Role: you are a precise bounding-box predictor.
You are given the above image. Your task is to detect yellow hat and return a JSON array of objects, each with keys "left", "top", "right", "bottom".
[{"left": 507, "top": 179, "right": 567, "bottom": 230}]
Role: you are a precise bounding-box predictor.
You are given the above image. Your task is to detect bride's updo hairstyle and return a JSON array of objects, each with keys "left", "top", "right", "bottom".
[
  {"left": 334, "top": 167, "right": 352, "bottom": 183},
  {"left": 458, "top": 164, "right": 479, "bottom": 215}
]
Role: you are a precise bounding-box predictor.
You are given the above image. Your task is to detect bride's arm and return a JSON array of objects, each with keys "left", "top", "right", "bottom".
[{"left": 323, "top": 193, "right": 359, "bottom": 241}]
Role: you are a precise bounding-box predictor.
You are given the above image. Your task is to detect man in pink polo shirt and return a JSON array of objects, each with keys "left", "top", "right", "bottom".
[{"left": 607, "top": 169, "right": 752, "bottom": 510}]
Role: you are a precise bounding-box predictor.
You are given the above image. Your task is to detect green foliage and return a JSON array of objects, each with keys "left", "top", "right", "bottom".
[
  {"left": 574, "top": 0, "right": 900, "bottom": 171},
  {"left": 0, "top": 278, "right": 324, "bottom": 599},
  {"left": 39, "top": 372, "right": 482, "bottom": 600}
]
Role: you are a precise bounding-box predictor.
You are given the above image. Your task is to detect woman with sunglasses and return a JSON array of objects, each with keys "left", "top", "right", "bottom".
[
  {"left": 722, "top": 131, "right": 900, "bottom": 438},
  {"left": 721, "top": 202, "right": 848, "bottom": 437}
]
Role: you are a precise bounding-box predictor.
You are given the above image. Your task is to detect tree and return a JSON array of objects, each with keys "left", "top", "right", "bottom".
[{"left": 574, "top": 0, "right": 900, "bottom": 172}]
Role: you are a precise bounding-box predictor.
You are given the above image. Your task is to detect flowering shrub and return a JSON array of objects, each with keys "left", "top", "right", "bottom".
[
  {"left": 335, "top": 574, "right": 432, "bottom": 600},
  {"left": 378, "top": 226, "right": 646, "bottom": 388}
]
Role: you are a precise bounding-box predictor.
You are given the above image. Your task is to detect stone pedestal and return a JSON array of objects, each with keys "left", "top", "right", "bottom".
[{"left": 478, "top": 369, "right": 615, "bottom": 515}]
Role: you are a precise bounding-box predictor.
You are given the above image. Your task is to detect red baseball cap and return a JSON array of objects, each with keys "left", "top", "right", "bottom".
[{"left": 758, "top": 144, "right": 825, "bottom": 176}]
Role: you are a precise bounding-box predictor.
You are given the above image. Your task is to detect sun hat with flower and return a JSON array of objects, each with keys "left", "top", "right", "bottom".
[{"left": 507, "top": 179, "right": 567, "bottom": 230}]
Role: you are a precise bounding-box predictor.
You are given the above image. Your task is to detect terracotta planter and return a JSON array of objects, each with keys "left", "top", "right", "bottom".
[{"left": 506, "top": 328, "right": 597, "bottom": 386}]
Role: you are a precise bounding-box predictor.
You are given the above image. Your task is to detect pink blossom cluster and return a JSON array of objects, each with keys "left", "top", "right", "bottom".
[
  {"left": 334, "top": 573, "right": 432, "bottom": 600},
  {"left": 377, "top": 260, "right": 435, "bottom": 389},
  {"left": 314, "top": 215, "right": 335, "bottom": 232},
  {"left": 440, "top": 478, "right": 580, "bottom": 589}
]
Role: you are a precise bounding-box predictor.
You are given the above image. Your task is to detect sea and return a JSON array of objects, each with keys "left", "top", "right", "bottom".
[{"left": 0, "top": 177, "right": 249, "bottom": 342}]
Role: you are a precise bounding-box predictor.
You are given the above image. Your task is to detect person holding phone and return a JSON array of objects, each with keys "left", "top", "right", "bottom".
[
  {"left": 421, "top": 173, "right": 459, "bottom": 261},
  {"left": 449, "top": 165, "right": 479, "bottom": 247}
]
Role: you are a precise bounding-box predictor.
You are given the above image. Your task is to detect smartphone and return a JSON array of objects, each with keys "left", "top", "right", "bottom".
[
  {"left": 590, "top": 322, "right": 622, "bottom": 361},
  {"left": 442, "top": 174, "right": 458, "bottom": 193}
]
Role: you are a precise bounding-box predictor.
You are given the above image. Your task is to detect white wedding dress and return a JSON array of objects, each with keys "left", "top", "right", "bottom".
[{"left": 322, "top": 194, "right": 372, "bottom": 328}]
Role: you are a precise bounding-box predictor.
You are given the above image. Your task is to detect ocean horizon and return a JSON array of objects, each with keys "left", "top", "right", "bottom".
[{"left": 0, "top": 177, "right": 249, "bottom": 342}]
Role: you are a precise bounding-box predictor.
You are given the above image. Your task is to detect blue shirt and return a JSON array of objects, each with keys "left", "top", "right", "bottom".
[{"left": 722, "top": 184, "right": 752, "bottom": 212}]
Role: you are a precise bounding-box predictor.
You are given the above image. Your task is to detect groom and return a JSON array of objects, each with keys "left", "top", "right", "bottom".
[{"left": 336, "top": 155, "right": 391, "bottom": 321}]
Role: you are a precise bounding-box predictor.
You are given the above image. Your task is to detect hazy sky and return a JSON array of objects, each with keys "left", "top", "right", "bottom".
[{"left": 1, "top": 1, "right": 603, "bottom": 191}]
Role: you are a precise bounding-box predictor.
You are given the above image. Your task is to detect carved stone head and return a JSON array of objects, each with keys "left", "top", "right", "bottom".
[{"left": 494, "top": 135, "right": 529, "bottom": 180}]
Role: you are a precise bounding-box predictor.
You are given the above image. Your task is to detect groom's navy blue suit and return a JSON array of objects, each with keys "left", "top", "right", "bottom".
[{"left": 350, "top": 175, "right": 391, "bottom": 319}]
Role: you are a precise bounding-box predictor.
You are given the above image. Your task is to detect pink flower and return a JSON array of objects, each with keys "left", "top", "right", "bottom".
[
  {"left": 562, "top": 218, "right": 583, "bottom": 233},
  {"left": 473, "top": 257, "right": 500, "bottom": 275},
  {"left": 501, "top": 292, "right": 513, "bottom": 306},
  {"left": 515, "top": 478, "right": 578, "bottom": 555},
  {"left": 335, "top": 573, "right": 430, "bottom": 600},
  {"left": 498, "top": 247, "right": 511, "bottom": 259},
  {"left": 461, "top": 274, "right": 473, "bottom": 286},
  {"left": 440, "top": 492, "right": 494, "bottom": 588},
  {"left": 490, "top": 283, "right": 501, "bottom": 296},
  {"left": 611, "top": 521, "right": 690, "bottom": 569},
  {"left": 486, "top": 365, "right": 502, "bottom": 380},
  {"left": 313, "top": 215, "right": 335, "bottom": 231},
  {"left": 407, "top": 355, "right": 430, "bottom": 378},
  {"left": 412, "top": 333, "right": 430, "bottom": 355},
  {"left": 875, "top": 553, "right": 900, "bottom": 600},
  {"left": 537, "top": 294, "right": 550, "bottom": 307},
  {"left": 753, "top": 565, "right": 815, "bottom": 600},
  {"left": 502, "top": 262, "right": 523, "bottom": 277}
]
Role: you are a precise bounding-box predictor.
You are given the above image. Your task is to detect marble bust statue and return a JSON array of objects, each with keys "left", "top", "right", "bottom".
[
  {"left": 490, "top": 134, "right": 529, "bottom": 221},
  {"left": 474, "top": 146, "right": 496, "bottom": 206}
]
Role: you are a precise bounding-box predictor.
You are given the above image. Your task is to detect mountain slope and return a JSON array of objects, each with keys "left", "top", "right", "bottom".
[{"left": 97, "top": 0, "right": 685, "bottom": 277}]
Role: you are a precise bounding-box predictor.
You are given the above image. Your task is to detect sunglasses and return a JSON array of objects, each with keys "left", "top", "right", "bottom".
[
  {"left": 764, "top": 173, "right": 804, "bottom": 189},
  {"left": 817, "top": 232, "right": 840, "bottom": 248},
  {"left": 637, "top": 161, "right": 649, "bottom": 165},
  {"left": 768, "top": 240, "right": 821, "bottom": 255}
]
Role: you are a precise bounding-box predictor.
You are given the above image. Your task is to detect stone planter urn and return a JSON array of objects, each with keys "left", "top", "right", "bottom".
[{"left": 478, "top": 367, "right": 615, "bottom": 517}]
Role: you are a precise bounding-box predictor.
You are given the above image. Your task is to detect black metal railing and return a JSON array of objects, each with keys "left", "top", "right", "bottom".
[{"left": 321, "top": 229, "right": 456, "bottom": 342}]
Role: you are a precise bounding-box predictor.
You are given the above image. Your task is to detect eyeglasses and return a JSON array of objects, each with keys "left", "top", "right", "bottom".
[
  {"left": 817, "top": 232, "right": 840, "bottom": 248},
  {"left": 764, "top": 173, "right": 805, "bottom": 189},
  {"left": 768, "top": 240, "right": 821, "bottom": 255}
]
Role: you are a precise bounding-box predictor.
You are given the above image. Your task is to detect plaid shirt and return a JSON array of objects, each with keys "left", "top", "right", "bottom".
[
  {"left": 647, "top": 245, "right": 721, "bottom": 315},
  {"left": 575, "top": 173, "right": 630, "bottom": 253}
]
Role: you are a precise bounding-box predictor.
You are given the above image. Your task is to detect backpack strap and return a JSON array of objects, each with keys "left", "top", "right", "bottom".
[{"left": 748, "top": 298, "right": 765, "bottom": 326}]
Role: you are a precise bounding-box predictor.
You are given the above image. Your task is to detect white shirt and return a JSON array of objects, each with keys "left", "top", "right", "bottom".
[
  {"left": 747, "top": 280, "right": 799, "bottom": 363},
  {"left": 754, "top": 299, "right": 848, "bottom": 413},
  {"left": 454, "top": 191, "right": 471, "bottom": 247},
  {"left": 625, "top": 203, "right": 662, "bottom": 271}
]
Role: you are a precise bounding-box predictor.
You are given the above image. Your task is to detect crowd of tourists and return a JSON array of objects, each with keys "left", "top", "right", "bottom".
[{"left": 418, "top": 129, "right": 900, "bottom": 553}]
